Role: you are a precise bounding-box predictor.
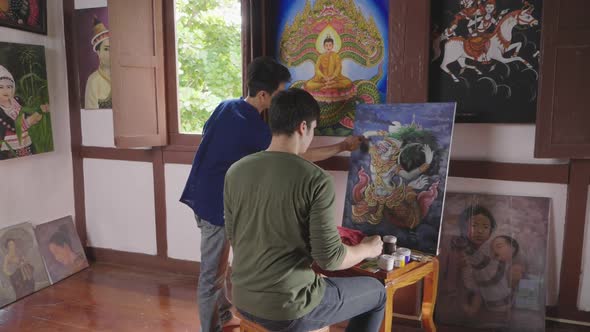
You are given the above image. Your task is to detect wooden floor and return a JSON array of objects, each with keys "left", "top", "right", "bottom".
[{"left": 1, "top": 263, "right": 589, "bottom": 332}]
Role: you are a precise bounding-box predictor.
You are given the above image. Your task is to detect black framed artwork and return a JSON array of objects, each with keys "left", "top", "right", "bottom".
[
  {"left": 429, "top": 0, "right": 542, "bottom": 123},
  {"left": 0, "top": 0, "right": 47, "bottom": 35}
]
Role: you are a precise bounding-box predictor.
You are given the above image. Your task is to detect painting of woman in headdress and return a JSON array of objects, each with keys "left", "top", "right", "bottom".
[
  {"left": 76, "top": 7, "right": 111, "bottom": 110},
  {"left": 0, "top": 42, "right": 52, "bottom": 161},
  {"left": 0, "top": 0, "right": 46, "bottom": 34}
]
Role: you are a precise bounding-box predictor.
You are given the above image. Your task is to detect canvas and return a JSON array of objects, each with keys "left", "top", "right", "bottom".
[
  {"left": 0, "top": 42, "right": 53, "bottom": 161},
  {"left": 34, "top": 216, "right": 88, "bottom": 284},
  {"left": 0, "top": 0, "right": 47, "bottom": 34},
  {"left": 429, "top": 0, "right": 542, "bottom": 123},
  {"left": 271, "top": 0, "right": 389, "bottom": 136},
  {"left": 436, "top": 193, "right": 550, "bottom": 331},
  {"left": 76, "top": 7, "right": 111, "bottom": 110},
  {"left": 0, "top": 222, "right": 50, "bottom": 307},
  {"left": 342, "top": 103, "right": 456, "bottom": 255}
]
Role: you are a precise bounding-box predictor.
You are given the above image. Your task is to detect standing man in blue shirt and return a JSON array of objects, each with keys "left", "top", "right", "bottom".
[{"left": 180, "top": 57, "right": 362, "bottom": 332}]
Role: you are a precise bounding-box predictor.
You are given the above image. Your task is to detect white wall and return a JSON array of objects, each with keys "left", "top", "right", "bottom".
[
  {"left": 165, "top": 164, "right": 201, "bottom": 261},
  {"left": 84, "top": 159, "right": 157, "bottom": 254},
  {"left": 0, "top": 0, "right": 75, "bottom": 228}
]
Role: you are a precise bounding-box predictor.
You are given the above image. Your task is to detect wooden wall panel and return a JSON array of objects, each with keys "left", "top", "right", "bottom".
[
  {"left": 535, "top": 0, "right": 590, "bottom": 158},
  {"left": 391, "top": 0, "right": 430, "bottom": 103}
]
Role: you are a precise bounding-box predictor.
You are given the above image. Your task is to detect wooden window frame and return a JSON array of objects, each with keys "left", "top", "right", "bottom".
[{"left": 163, "top": 0, "right": 268, "bottom": 151}]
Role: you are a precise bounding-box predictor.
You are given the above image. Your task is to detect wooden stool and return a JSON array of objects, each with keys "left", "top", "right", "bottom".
[{"left": 238, "top": 314, "right": 329, "bottom": 332}]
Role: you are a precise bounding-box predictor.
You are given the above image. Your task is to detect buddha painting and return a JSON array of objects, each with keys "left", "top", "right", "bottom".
[
  {"left": 304, "top": 31, "right": 355, "bottom": 102},
  {"left": 274, "top": 0, "right": 388, "bottom": 136}
]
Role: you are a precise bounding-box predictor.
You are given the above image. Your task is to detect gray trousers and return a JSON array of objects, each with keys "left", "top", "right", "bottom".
[
  {"left": 238, "top": 276, "right": 386, "bottom": 332},
  {"left": 196, "top": 216, "right": 233, "bottom": 332}
]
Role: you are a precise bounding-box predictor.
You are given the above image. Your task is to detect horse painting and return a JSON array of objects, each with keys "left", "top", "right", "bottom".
[
  {"left": 428, "top": 0, "right": 542, "bottom": 123},
  {"left": 433, "top": 6, "right": 539, "bottom": 82}
]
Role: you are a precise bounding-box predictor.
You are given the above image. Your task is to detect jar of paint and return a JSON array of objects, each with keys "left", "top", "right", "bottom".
[
  {"left": 382, "top": 235, "right": 397, "bottom": 255},
  {"left": 396, "top": 247, "right": 411, "bottom": 264},
  {"left": 378, "top": 254, "right": 395, "bottom": 271},
  {"left": 393, "top": 253, "right": 405, "bottom": 268}
]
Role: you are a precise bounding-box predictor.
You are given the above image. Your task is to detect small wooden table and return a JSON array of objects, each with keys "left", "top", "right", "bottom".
[{"left": 316, "top": 257, "right": 439, "bottom": 332}]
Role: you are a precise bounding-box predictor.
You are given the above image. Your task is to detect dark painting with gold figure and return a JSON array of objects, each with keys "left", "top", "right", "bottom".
[
  {"left": 343, "top": 103, "right": 456, "bottom": 255},
  {"left": 271, "top": 0, "right": 388, "bottom": 136}
]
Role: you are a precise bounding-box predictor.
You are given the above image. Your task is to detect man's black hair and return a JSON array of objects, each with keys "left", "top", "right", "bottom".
[
  {"left": 269, "top": 88, "right": 320, "bottom": 136},
  {"left": 247, "top": 56, "right": 291, "bottom": 97}
]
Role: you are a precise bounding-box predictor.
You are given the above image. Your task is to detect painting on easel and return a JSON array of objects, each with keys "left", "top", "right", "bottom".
[{"left": 343, "top": 103, "right": 456, "bottom": 255}]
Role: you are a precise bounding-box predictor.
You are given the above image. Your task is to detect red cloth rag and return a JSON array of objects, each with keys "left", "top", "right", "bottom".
[{"left": 337, "top": 226, "right": 366, "bottom": 246}]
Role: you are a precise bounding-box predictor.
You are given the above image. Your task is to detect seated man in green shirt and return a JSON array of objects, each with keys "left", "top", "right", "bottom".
[{"left": 224, "top": 88, "right": 386, "bottom": 332}]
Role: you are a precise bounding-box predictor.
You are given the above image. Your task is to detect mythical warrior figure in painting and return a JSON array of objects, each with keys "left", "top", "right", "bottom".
[
  {"left": 279, "top": 0, "right": 385, "bottom": 133},
  {"left": 351, "top": 118, "right": 441, "bottom": 229},
  {"left": 433, "top": 1, "right": 539, "bottom": 82}
]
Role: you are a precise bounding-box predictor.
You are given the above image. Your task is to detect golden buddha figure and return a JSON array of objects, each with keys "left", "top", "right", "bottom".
[{"left": 304, "top": 32, "right": 355, "bottom": 102}]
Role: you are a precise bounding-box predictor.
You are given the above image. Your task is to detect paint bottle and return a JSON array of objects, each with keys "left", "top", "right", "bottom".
[
  {"left": 393, "top": 253, "right": 405, "bottom": 268},
  {"left": 378, "top": 254, "right": 395, "bottom": 271},
  {"left": 382, "top": 235, "right": 397, "bottom": 255},
  {"left": 396, "top": 247, "right": 411, "bottom": 264}
]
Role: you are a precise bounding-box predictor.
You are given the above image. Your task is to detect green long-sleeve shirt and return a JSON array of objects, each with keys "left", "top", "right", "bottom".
[{"left": 224, "top": 151, "right": 347, "bottom": 320}]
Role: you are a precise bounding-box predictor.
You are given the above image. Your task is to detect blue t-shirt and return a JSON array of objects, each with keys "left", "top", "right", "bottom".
[{"left": 180, "top": 99, "right": 271, "bottom": 226}]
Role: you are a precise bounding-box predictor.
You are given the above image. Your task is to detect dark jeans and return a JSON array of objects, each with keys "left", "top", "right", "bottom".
[{"left": 239, "top": 276, "right": 386, "bottom": 332}]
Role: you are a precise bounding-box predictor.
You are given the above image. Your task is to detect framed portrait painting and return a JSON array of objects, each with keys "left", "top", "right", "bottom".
[
  {"left": 0, "top": 222, "right": 50, "bottom": 308},
  {"left": 436, "top": 193, "right": 550, "bottom": 331},
  {"left": 34, "top": 216, "right": 88, "bottom": 284},
  {"left": 76, "top": 7, "right": 111, "bottom": 110}
]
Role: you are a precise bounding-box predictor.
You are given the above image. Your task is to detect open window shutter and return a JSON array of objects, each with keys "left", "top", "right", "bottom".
[
  {"left": 108, "top": 0, "right": 167, "bottom": 147},
  {"left": 534, "top": 0, "right": 590, "bottom": 158}
]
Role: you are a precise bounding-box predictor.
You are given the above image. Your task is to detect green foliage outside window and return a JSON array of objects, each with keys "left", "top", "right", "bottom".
[{"left": 176, "top": 0, "right": 242, "bottom": 133}]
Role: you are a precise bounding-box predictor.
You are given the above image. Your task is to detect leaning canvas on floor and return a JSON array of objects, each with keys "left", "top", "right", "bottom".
[
  {"left": 0, "top": 222, "right": 50, "bottom": 307},
  {"left": 436, "top": 193, "right": 550, "bottom": 331},
  {"left": 35, "top": 216, "right": 88, "bottom": 284}
]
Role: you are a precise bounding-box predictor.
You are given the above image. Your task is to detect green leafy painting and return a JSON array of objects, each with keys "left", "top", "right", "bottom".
[{"left": 0, "top": 42, "right": 53, "bottom": 161}]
